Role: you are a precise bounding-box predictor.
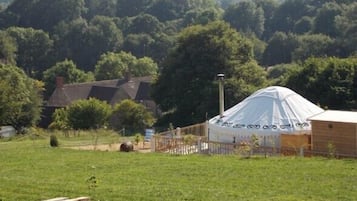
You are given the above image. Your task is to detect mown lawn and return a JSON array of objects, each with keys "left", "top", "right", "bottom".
[{"left": 0, "top": 135, "right": 356, "bottom": 201}]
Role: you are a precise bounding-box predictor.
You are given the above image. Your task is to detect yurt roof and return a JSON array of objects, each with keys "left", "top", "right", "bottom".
[{"left": 209, "top": 86, "right": 324, "bottom": 134}]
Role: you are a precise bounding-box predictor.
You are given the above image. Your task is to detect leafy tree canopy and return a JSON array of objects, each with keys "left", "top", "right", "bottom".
[
  {"left": 313, "top": 2, "right": 342, "bottom": 37},
  {"left": 126, "top": 13, "right": 163, "bottom": 35},
  {"left": 269, "top": 0, "right": 318, "bottom": 34},
  {"left": 0, "top": 63, "right": 42, "bottom": 131},
  {"left": 292, "top": 34, "right": 334, "bottom": 62},
  {"left": 3, "top": 0, "right": 85, "bottom": 32},
  {"left": 0, "top": 30, "right": 16, "bottom": 65},
  {"left": 285, "top": 57, "right": 357, "bottom": 110},
  {"left": 262, "top": 32, "right": 299, "bottom": 66},
  {"left": 335, "top": 2, "right": 357, "bottom": 56},
  {"left": 49, "top": 108, "right": 69, "bottom": 130},
  {"left": 223, "top": 1, "right": 265, "bottom": 37},
  {"left": 53, "top": 16, "right": 123, "bottom": 71},
  {"left": 5, "top": 26, "right": 53, "bottom": 78},
  {"left": 84, "top": 0, "right": 117, "bottom": 19},
  {"left": 66, "top": 98, "right": 112, "bottom": 130},
  {"left": 182, "top": 8, "right": 222, "bottom": 27},
  {"left": 94, "top": 51, "right": 158, "bottom": 81},
  {"left": 293, "top": 16, "right": 313, "bottom": 34},
  {"left": 110, "top": 99, "right": 155, "bottom": 133},
  {"left": 42, "top": 59, "right": 94, "bottom": 98},
  {"left": 152, "top": 21, "right": 266, "bottom": 126}
]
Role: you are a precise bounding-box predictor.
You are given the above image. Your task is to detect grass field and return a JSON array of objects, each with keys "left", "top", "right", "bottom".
[{"left": 0, "top": 133, "right": 356, "bottom": 201}]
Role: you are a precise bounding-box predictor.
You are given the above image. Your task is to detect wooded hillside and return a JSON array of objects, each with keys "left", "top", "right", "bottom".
[{"left": 0, "top": 0, "right": 356, "bottom": 128}]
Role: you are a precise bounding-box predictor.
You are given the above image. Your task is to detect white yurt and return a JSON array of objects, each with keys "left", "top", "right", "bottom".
[{"left": 208, "top": 86, "right": 324, "bottom": 146}]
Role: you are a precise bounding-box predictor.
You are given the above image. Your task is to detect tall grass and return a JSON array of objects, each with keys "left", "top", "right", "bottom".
[{"left": 0, "top": 133, "right": 356, "bottom": 201}]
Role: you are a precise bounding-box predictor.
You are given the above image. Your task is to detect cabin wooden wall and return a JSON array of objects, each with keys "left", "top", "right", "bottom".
[{"left": 311, "top": 121, "right": 357, "bottom": 156}]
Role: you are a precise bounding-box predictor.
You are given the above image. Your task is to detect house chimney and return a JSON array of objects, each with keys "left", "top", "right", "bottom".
[
  {"left": 217, "top": 73, "right": 225, "bottom": 118},
  {"left": 56, "top": 76, "right": 64, "bottom": 88}
]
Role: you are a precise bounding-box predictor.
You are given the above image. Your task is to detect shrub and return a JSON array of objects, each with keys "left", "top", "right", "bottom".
[
  {"left": 67, "top": 98, "right": 112, "bottom": 130},
  {"left": 134, "top": 133, "right": 143, "bottom": 145},
  {"left": 110, "top": 99, "right": 155, "bottom": 133},
  {"left": 49, "top": 135, "right": 59, "bottom": 147},
  {"left": 183, "top": 134, "right": 196, "bottom": 145},
  {"left": 327, "top": 141, "right": 336, "bottom": 159}
]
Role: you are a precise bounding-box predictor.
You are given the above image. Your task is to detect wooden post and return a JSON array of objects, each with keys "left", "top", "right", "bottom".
[
  {"left": 217, "top": 73, "right": 225, "bottom": 118},
  {"left": 355, "top": 124, "right": 357, "bottom": 156}
]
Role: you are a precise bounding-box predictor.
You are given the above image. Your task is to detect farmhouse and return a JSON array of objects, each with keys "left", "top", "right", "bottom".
[
  {"left": 308, "top": 110, "right": 357, "bottom": 157},
  {"left": 39, "top": 76, "right": 157, "bottom": 127}
]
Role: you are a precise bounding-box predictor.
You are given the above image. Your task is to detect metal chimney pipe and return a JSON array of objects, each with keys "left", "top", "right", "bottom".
[{"left": 217, "top": 73, "right": 225, "bottom": 118}]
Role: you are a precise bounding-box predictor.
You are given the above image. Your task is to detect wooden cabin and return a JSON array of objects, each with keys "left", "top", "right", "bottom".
[{"left": 308, "top": 110, "right": 357, "bottom": 157}]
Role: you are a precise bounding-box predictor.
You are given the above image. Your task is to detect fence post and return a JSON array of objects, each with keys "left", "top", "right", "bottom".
[
  {"left": 198, "top": 137, "right": 202, "bottom": 154},
  {"left": 299, "top": 147, "right": 304, "bottom": 157},
  {"left": 151, "top": 135, "right": 156, "bottom": 152},
  {"left": 176, "top": 127, "right": 181, "bottom": 137}
]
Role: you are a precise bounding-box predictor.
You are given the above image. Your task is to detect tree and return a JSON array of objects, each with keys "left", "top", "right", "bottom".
[
  {"left": 116, "top": 0, "right": 149, "bottom": 17},
  {"left": 43, "top": 59, "right": 94, "bottom": 98},
  {"left": 145, "top": 0, "right": 219, "bottom": 22},
  {"left": 0, "top": 63, "right": 42, "bottom": 131},
  {"left": 223, "top": 1, "right": 265, "bottom": 37},
  {"left": 122, "top": 33, "right": 154, "bottom": 58},
  {"left": 144, "top": 33, "right": 174, "bottom": 65},
  {"left": 224, "top": 61, "right": 267, "bottom": 107},
  {"left": 133, "top": 57, "right": 158, "bottom": 77},
  {"left": 49, "top": 108, "right": 69, "bottom": 130},
  {"left": 266, "top": 63, "right": 301, "bottom": 86},
  {"left": 85, "top": 15, "right": 123, "bottom": 68},
  {"left": 94, "top": 51, "right": 158, "bottom": 80},
  {"left": 218, "top": 0, "right": 240, "bottom": 9},
  {"left": 110, "top": 99, "right": 155, "bottom": 133},
  {"left": 152, "top": 21, "right": 266, "bottom": 126},
  {"left": 292, "top": 34, "right": 334, "bottom": 62},
  {"left": 25, "top": 0, "right": 85, "bottom": 32},
  {"left": 293, "top": 16, "right": 313, "bottom": 34},
  {"left": 0, "top": 31, "right": 16, "bottom": 65},
  {"left": 2, "top": 0, "right": 85, "bottom": 32},
  {"left": 67, "top": 98, "right": 112, "bottom": 130},
  {"left": 0, "top": 0, "right": 37, "bottom": 28},
  {"left": 253, "top": 0, "right": 279, "bottom": 40},
  {"left": 84, "top": 0, "right": 117, "bottom": 19},
  {"left": 94, "top": 52, "right": 128, "bottom": 80},
  {"left": 335, "top": 2, "right": 357, "bottom": 57},
  {"left": 5, "top": 27, "right": 53, "bottom": 78},
  {"left": 247, "top": 35, "right": 267, "bottom": 64},
  {"left": 183, "top": 8, "right": 222, "bottom": 26},
  {"left": 313, "top": 2, "right": 342, "bottom": 37},
  {"left": 262, "top": 32, "right": 299, "bottom": 66},
  {"left": 53, "top": 16, "right": 123, "bottom": 71},
  {"left": 285, "top": 57, "right": 357, "bottom": 110},
  {"left": 126, "top": 13, "right": 163, "bottom": 35},
  {"left": 52, "top": 18, "right": 89, "bottom": 69},
  {"left": 269, "top": 0, "right": 316, "bottom": 34}
]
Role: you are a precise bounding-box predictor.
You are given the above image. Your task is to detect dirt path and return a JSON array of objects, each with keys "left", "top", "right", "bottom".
[{"left": 67, "top": 142, "right": 152, "bottom": 153}]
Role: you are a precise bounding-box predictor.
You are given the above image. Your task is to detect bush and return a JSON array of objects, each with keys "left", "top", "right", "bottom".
[
  {"left": 134, "top": 133, "right": 143, "bottom": 145},
  {"left": 50, "top": 135, "right": 59, "bottom": 147},
  {"left": 110, "top": 99, "right": 155, "bottom": 133},
  {"left": 183, "top": 134, "right": 196, "bottom": 145},
  {"left": 67, "top": 98, "right": 112, "bottom": 130}
]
